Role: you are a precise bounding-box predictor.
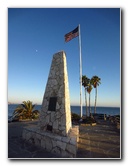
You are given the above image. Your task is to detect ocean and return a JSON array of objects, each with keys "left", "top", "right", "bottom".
[{"left": 8, "top": 104, "right": 120, "bottom": 117}]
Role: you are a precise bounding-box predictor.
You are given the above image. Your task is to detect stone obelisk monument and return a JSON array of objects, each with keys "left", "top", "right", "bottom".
[
  {"left": 22, "top": 51, "right": 79, "bottom": 158},
  {"left": 39, "top": 51, "right": 72, "bottom": 136}
]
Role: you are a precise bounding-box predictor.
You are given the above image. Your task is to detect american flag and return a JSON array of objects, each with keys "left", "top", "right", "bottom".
[{"left": 65, "top": 26, "right": 79, "bottom": 42}]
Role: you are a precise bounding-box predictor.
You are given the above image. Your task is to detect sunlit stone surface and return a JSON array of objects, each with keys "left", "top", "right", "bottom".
[{"left": 22, "top": 51, "right": 79, "bottom": 158}]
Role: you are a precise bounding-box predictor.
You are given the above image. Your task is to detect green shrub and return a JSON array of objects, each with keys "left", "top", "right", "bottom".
[
  {"left": 71, "top": 112, "right": 81, "bottom": 121},
  {"left": 82, "top": 117, "right": 96, "bottom": 124}
]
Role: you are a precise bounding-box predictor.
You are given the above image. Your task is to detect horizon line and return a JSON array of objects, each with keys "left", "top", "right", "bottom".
[{"left": 8, "top": 102, "right": 120, "bottom": 108}]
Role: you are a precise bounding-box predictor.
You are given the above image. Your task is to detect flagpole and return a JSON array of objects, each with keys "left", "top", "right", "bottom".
[{"left": 78, "top": 24, "right": 83, "bottom": 118}]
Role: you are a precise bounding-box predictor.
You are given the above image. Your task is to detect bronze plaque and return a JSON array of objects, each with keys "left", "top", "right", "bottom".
[{"left": 48, "top": 97, "right": 57, "bottom": 111}]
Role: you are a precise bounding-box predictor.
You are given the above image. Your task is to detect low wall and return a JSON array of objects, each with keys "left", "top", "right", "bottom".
[{"left": 22, "top": 126, "right": 79, "bottom": 158}]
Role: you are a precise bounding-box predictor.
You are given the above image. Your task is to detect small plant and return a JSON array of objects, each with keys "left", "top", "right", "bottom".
[
  {"left": 71, "top": 113, "right": 81, "bottom": 122},
  {"left": 12, "top": 100, "right": 40, "bottom": 121},
  {"left": 82, "top": 116, "right": 96, "bottom": 124}
]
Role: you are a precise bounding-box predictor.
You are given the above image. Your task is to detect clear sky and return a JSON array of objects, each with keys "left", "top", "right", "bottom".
[{"left": 8, "top": 8, "right": 120, "bottom": 107}]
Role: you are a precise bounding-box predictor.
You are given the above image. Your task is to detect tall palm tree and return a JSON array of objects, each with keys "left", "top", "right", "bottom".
[
  {"left": 13, "top": 100, "right": 36, "bottom": 120},
  {"left": 87, "top": 84, "right": 93, "bottom": 116},
  {"left": 82, "top": 75, "right": 90, "bottom": 117},
  {"left": 91, "top": 76, "right": 101, "bottom": 114}
]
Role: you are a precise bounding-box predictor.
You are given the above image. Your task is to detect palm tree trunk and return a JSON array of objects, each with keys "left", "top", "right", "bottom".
[
  {"left": 94, "top": 87, "right": 97, "bottom": 114},
  {"left": 85, "top": 88, "right": 88, "bottom": 117},
  {"left": 89, "top": 93, "right": 91, "bottom": 116}
]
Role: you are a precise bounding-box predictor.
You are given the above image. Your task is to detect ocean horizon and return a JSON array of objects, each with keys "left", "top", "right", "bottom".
[{"left": 8, "top": 104, "right": 120, "bottom": 117}]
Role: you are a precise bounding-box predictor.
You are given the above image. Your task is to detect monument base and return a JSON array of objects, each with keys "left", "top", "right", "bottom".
[{"left": 22, "top": 126, "right": 79, "bottom": 158}]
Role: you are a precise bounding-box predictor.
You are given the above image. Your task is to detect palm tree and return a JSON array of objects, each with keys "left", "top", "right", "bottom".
[
  {"left": 82, "top": 75, "right": 90, "bottom": 117},
  {"left": 13, "top": 100, "right": 36, "bottom": 120},
  {"left": 87, "top": 84, "right": 93, "bottom": 116},
  {"left": 91, "top": 76, "right": 101, "bottom": 114}
]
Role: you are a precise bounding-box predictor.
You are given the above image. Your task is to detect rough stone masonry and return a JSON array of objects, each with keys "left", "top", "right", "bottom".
[
  {"left": 39, "top": 51, "right": 72, "bottom": 136},
  {"left": 22, "top": 51, "right": 79, "bottom": 158}
]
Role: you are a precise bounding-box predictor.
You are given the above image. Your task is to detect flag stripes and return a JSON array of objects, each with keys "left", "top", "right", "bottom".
[{"left": 64, "top": 26, "right": 79, "bottom": 42}]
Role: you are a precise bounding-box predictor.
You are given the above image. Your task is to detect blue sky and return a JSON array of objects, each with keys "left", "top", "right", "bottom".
[{"left": 8, "top": 8, "right": 120, "bottom": 107}]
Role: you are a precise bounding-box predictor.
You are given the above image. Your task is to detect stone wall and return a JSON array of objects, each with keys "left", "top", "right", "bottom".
[
  {"left": 38, "top": 51, "right": 72, "bottom": 137},
  {"left": 22, "top": 125, "right": 79, "bottom": 158}
]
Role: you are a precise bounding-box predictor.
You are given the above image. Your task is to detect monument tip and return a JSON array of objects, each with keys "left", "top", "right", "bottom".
[{"left": 57, "top": 50, "right": 66, "bottom": 55}]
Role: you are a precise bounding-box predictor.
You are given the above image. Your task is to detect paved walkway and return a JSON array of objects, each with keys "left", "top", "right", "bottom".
[
  {"left": 8, "top": 120, "right": 120, "bottom": 159},
  {"left": 77, "top": 120, "right": 120, "bottom": 158},
  {"left": 8, "top": 121, "right": 60, "bottom": 158}
]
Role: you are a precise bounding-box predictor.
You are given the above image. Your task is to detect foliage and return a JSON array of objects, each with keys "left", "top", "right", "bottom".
[
  {"left": 91, "top": 75, "right": 101, "bottom": 114},
  {"left": 91, "top": 76, "right": 101, "bottom": 88},
  {"left": 12, "top": 100, "right": 39, "bottom": 121},
  {"left": 82, "top": 117, "right": 96, "bottom": 124},
  {"left": 71, "top": 112, "right": 81, "bottom": 121},
  {"left": 82, "top": 74, "right": 101, "bottom": 115},
  {"left": 87, "top": 84, "right": 92, "bottom": 94},
  {"left": 82, "top": 75, "right": 90, "bottom": 88}
]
